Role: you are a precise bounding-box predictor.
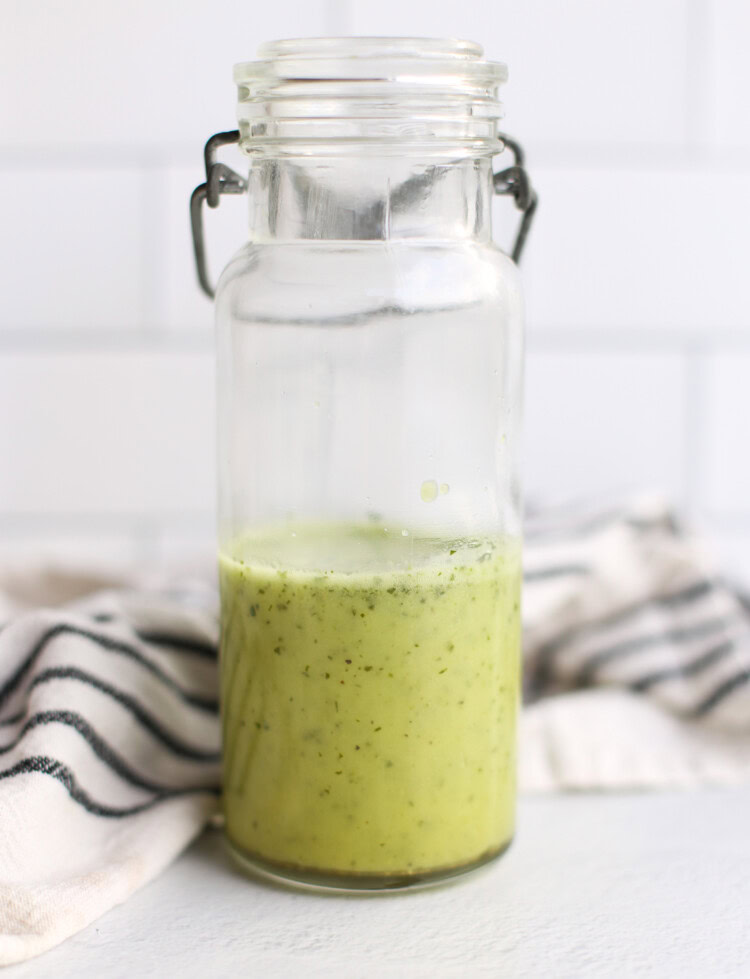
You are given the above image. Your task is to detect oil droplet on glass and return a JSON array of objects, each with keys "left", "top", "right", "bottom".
[
  {"left": 420, "top": 480, "right": 438, "bottom": 503},
  {"left": 440, "top": 483, "right": 450, "bottom": 496}
]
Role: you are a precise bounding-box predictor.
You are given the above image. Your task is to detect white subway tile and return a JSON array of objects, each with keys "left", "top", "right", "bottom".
[
  {"left": 519, "top": 167, "right": 750, "bottom": 332},
  {"left": 703, "top": 352, "right": 750, "bottom": 513},
  {"left": 524, "top": 348, "right": 687, "bottom": 506},
  {"left": 349, "top": 0, "right": 689, "bottom": 146},
  {"left": 713, "top": 0, "right": 750, "bottom": 146},
  {"left": 0, "top": 351, "right": 215, "bottom": 514},
  {"left": 163, "top": 167, "right": 247, "bottom": 331},
  {"left": 0, "top": 1, "right": 329, "bottom": 148},
  {"left": 0, "top": 169, "right": 144, "bottom": 330}
]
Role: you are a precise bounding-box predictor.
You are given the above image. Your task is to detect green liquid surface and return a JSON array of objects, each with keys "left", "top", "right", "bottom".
[{"left": 219, "top": 523, "right": 521, "bottom": 883}]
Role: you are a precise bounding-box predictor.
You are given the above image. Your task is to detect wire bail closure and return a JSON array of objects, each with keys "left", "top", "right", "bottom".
[
  {"left": 493, "top": 133, "right": 538, "bottom": 265},
  {"left": 190, "top": 131, "right": 247, "bottom": 299},
  {"left": 190, "top": 130, "right": 537, "bottom": 299}
]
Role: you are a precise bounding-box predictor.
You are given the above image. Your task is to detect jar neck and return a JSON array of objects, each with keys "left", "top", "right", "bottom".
[{"left": 247, "top": 155, "right": 494, "bottom": 242}]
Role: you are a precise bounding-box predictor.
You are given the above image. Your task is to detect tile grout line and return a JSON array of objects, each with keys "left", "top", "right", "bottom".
[
  {"left": 681, "top": 344, "right": 708, "bottom": 520},
  {"left": 0, "top": 513, "right": 216, "bottom": 532},
  {"left": 684, "top": 0, "right": 716, "bottom": 151},
  {"left": 0, "top": 327, "right": 749, "bottom": 354},
  {"left": 527, "top": 327, "right": 750, "bottom": 352},
  {"left": 0, "top": 329, "right": 213, "bottom": 351}
]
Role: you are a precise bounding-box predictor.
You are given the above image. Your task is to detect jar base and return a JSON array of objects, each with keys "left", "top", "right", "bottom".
[{"left": 223, "top": 835, "right": 513, "bottom": 894}]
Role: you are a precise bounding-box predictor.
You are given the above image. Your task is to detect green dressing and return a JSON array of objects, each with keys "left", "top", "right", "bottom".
[{"left": 219, "top": 523, "right": 521, "bottom": 884}]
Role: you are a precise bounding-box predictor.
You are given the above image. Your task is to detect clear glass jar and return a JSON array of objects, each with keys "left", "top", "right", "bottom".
[{"left": 204, "top": 37, "right": 527, "bottom": 891}]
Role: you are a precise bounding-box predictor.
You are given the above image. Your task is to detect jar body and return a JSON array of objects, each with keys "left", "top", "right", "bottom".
[{"left": 216, "top": 173, "right": 524, "bottom": 886}]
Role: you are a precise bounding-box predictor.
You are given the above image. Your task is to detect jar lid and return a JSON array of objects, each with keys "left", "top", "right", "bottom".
[{"left": 234, "top": 37, "right": 508, "bottom": 154}]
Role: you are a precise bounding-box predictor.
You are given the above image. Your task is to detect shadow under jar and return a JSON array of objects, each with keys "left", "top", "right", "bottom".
[{"left": 201, "top": 37, "right": 530, "bottom": 891}]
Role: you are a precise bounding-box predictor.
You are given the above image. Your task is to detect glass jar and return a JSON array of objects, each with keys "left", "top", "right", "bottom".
[{"left": 191, "top": 37, "right": 534, "bottom": 891}]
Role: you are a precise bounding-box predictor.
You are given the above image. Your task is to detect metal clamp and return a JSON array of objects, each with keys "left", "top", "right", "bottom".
[
  {"left": 190, "top": 130, "right": 247, "bottom": 298},
  {"left": 493, "top": 133, "right": 538, "bottom": 264}
]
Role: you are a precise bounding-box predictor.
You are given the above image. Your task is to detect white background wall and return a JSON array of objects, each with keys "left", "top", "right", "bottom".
[{"left": 1, "top": 0, "right": 749, "bottom": 576}]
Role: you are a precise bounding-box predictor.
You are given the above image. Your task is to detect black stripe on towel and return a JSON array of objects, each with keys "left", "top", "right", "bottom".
[
  {"left": 0, "top": 710, "right": 218, "bottom": 793},
  {"left": 24, "top": 667, "right": 219, "bottom": 760},
  {"left": 0, "top": 623, "right": 217, "bottom": 712},
  {"left": 524, "top": 564, "right": 590, "bottom": 583},
  {"left": 651, "top": 580, "right": 715, "bottom": 607},
  {"left": 0, "top": 756, "right": 219, "bottom": 818},
  {"left": 135, "top": 631, "right": 217, "bottom": 660},
  {"left": 0, "top": 710, "right": 24, "bottom": 727},
  {"left": 625, "top": 513, "right": 681, "bottom": 535},
  {"left": 529, "top": 581, "right": 722, "bottom": 694},
  {"left": 692, "top": 670, "right": 750, "bottom": 717},
  {"left": 536, "top": 579, "right": 717, "bottom": 664},
  {"left": 577, "top": 617, "right": 730, "bottom": 685},
  {"left": 630, "top": 640, "right": 735, "bottom": 692},
  {"left": 734, "top": 589, "right": 750, "bottom": 615}
]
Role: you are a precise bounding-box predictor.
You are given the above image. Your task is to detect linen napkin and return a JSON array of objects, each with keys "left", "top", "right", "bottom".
[
  {"left": 1, "top": 495, "right": 749, "bottom": 965},
  {"left": 0, "top": 574, "right": 221, "bottom": 967},
  {"left": 521, "top": 497, "right": 750, "bottom": 789}
]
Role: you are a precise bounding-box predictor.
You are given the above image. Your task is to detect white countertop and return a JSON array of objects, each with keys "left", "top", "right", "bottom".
[{"left": 8, "top": 789, "right": 750, "bottom": 978}]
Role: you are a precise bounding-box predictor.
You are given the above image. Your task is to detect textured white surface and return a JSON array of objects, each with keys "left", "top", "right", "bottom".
[{"left": 7, "top": 789, "right": 750, "bottom": 978}]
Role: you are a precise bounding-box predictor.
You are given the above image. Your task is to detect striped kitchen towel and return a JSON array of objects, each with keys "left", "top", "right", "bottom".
[
  {"left": 1, "top": 495, "right": 749, "bottom": 964},
  {"left": 0, "top": 572, "right": 221, "bottom": 966},
  {"left": 521, "top": 495, "right": 750, "bottom": 789}
]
